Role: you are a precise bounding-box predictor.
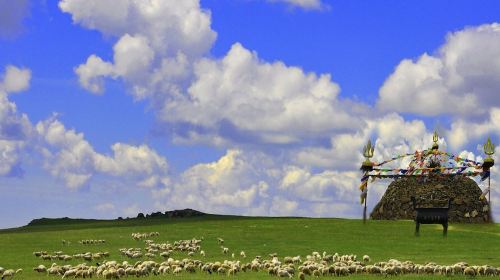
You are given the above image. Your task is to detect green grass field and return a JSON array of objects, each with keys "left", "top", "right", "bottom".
[{"left": 0, "top": 216, "right": 499, "bottom": 279}]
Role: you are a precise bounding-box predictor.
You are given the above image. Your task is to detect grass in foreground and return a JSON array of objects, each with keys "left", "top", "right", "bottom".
[{"left": 0, "top": 216, "right": 499, "bottom": 279}]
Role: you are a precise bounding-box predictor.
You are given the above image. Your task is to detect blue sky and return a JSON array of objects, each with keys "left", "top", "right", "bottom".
[{"left": 1, "top": 0, "right": 500, "bottom": 228}]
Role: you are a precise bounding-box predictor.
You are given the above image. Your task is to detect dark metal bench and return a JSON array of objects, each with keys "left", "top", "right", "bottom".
[{"left": 411, "top": 196, "right": 451, "bottom": 237}]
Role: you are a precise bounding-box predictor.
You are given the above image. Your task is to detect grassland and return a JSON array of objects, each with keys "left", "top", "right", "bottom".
[{"left": 0, "top": 216, "right": 499, "bottom": 279}]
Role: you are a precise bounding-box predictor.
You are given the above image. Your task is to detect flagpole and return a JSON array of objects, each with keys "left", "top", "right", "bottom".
[
  {"left": 361, "top": 139, "right": 374, "bottom": 224},
  {"left": 488, "top": 175, "right": 492, "bottom": 222},
  {"left": 482, "top": 136, "right": 495, "bottom": 223},
  {"left": 363, "top": 184, "right": 367, "bottom": 224}
]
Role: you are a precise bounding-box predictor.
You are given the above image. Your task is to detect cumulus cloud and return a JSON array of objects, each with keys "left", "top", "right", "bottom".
[
  {"left": 377, "top": 23, "right": 500, "bottom": 117},
  {"left": 295, "top": 113, "right": 437, "bottom": 170},
  {"left": 60, "top": 0, "right": 216, "bottom": 57},
  {"left": 162, "top": 43, "right": 365, "bottom": 144},
  {"left": 267, "top": 0, "right": 327, "bottom": 11},
  {"left": 447, "top": 107, "right": 500, "bottom": 150},
  {"left": 63, "top": 0, "right": 366, "bottom": 145},
  {"left": 0, "top": 0, "right": 30, "bottom": 39},
  {"left": 280, "top": 167, "right": 359, "bottom": 203},
  {"left": 60, "top": 1, "right": 499, "bottom": 220},
  {"left": 0, "top": 65, "right": 32, "bottom": 177},
  {"left": 376, "top": 22, "right": 500, "bottom": 182},
  {"left": 154, "top": 150, "right": 274, "bottom": 214},
  {"left": 0, "top": 65, "right": 31, "bottom": 93},
  {"left": 36, "top": 118, "right": 169, "bottom": 189},
  {"left": 0, "top": 63, "right": 171, "bottom": 192},
  {"left": 74, "top": 55, "right": 114, "bottom": 94},
  {"left": 154, "top": 148, "right": 378, "bottom": 218},
  {"left": 0, "top": 139, "right": 26, "bottom": 177},
  {"left": 62, "top": 0, "right": 216, "bottom": 96}
]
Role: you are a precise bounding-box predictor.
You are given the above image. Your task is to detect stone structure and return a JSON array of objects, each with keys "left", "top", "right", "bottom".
[{"left": 370, "top": 176, "right": 492, "bottom": 223}]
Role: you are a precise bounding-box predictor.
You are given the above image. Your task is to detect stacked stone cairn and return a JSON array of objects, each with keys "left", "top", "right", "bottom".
[{"left": 370, "top": 175, "right": 492, "bottom": 223}]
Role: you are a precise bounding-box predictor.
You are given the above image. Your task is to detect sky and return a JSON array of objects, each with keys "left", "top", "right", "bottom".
[{"left": 1, "top": 0, "right": 500, "bottom": 228}]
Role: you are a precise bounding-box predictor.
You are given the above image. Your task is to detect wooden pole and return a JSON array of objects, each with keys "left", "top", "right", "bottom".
[
  {"left": 487, "top": 174, "right": 491, "bottom": 223},
  {"left": 363, "top": 183, "right": 367, "bottom": 224},
  {"left": 489, "top": 174, "right": 491, "bottom": 208}
]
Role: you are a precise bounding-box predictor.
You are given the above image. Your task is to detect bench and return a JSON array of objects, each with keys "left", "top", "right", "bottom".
[{"left": 411, "top": 196, "right": 451, "bottom": 237}]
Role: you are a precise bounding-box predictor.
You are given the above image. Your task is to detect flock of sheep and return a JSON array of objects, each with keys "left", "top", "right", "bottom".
[
  {"left": 131, "top": 232, "right": 160, "bottom": 241},
  {"left": 3, "top": 230, "right": 500, "bottom": 279},
  {"left": 33, "top": 251, "right": 110, "bottom": 262},
  {"left": 78, "top": 240, "right": 106, "bottom": 245},
  {"left": 28, "top": 250, "right": 500, "bottom": 279}
]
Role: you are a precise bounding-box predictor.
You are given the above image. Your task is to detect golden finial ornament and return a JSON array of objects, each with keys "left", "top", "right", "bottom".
[
  {"left": 432, "top": 129, "right": 439, "bottom": 150},
  {"left": 484, "top": 137, "right": 495, "bottom": 156},
  {"left": 361, "top": 140, "right": 375, "bottom": 171},
  {"left": 482, "top": 136, "right": 495, "bottom": 170}
]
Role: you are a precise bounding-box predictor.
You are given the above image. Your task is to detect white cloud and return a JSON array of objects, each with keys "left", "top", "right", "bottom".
[
  {"left": 59, "top": 0, "right": 216, "bottom": 57},
  {"left": 267, "top": 0, "right": 327, "bottom": 10},
  {"left": 36, "top": 118, "right": 169, "bottom": 189},
  {"left": 294, "top": 113, "right": 437, "bottom": 170},
  {"left": 447, "top": 107, "right": 500, "bottom": 150},
  {"left": 280, "top": 166, "right": 359, "bottom": 203},
  {"left": 64, "top": 0, "right": 366, "bottom": 145},
  {"left": 74, "top": 55, "right": 114, "bottom": 94},
  {"left": 59, "top": 1, "right": 500, "bottom": 221},
  {"left": 161, "top": 43, "right": 365, "bottom": 144},
  {"left": 94, "top": 143, "right": 168, "bottom": 179},
  {"left": 0, "top": 64, "right": 171, "bottom": 191},
  {"left": 155, "top": 150, "right": 272, "bottom": 213},
  {"left": 62, "top": 0, "right": 216, "bottom": 97},
  {"left": 0, "top": 139, "right": 25, "bottom": 176},
  {"left": 377, "top": 23, "right": 500, "bottom": 117},
  {"left": 154, "top": 149, "right": 370, "bottom": 218},
  {"left": 0, "top": 65, "right": 32, "bottom": 177},
  {"left": 0, "top": 65, "right": 31, "bottom": 93}
]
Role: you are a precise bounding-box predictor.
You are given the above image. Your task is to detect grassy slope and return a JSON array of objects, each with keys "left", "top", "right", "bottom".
[{"left": 0, "top": 217, "right": 499, "bottom": 279}]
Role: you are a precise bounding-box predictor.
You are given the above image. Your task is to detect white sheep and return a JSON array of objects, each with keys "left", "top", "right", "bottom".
[
  {"left": 277, "top": 269, "right": 292, "bottom": 278},
  {"left": 484, "top": 266, "right": 496, "bottom": 276},
  {"left": 173, "top": 266, "right": 183, "bottom": 275},
  {"left": 227, "top": 268, "right": 237, "bottom": 276},
  {"left": 1, "top": 269, "right": 22, "bottom": 279},
  {"left": 464, "top": 267, "right": 476, "bottom": 276},
  {"left": 240, "top": 251, "right": 246, "bottom": 258},
  {"left": 61, "top": 269, "right": 77, "bottom": 279},
  {"left": 363, "top": 255, "right": 370, "bottom": 263},
  {"left": 33, "top": 265, "right": 46, "bottom": 273}
]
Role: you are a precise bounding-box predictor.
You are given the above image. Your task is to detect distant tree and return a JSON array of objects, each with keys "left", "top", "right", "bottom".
[
  {"left": 151, "top": 211, "right": 163, "bottom": 218},
  {"left": 117, "top": 217, "right": 123, "bottom": 220},
  {"left": 137, "top": 213, "right": 145, "bottom": 219}
]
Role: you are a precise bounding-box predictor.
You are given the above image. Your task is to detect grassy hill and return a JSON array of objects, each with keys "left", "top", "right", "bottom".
[{"left": 0, "top": 216, "right": 499, "bottom": 279}]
